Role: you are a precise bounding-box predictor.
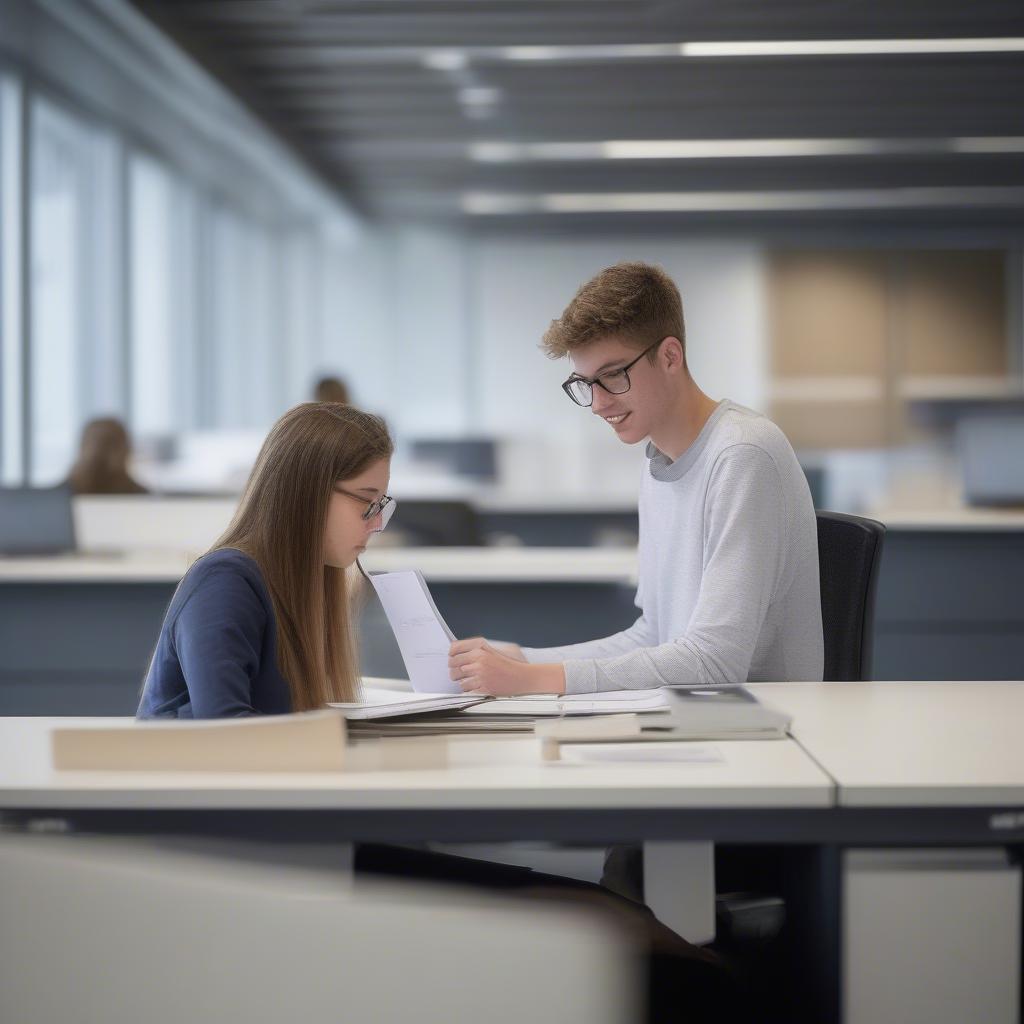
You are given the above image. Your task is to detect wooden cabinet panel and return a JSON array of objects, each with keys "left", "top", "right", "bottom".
[
  {"left": 770, "top": 252, "right": 888, "bottom": 377},
  {"left": 899, "top": 251, "right": 1007, "bottom": 377},
  {"left": 772, "top": 398, "right": 888, "bottom": 449},
  {"left": 769, "top": 249, "right": 1011, "bottom": 449}
]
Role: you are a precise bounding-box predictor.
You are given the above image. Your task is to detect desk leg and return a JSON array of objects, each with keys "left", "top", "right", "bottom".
[{"left": 643, "top": 840, "right": 715, "bottom": 945}]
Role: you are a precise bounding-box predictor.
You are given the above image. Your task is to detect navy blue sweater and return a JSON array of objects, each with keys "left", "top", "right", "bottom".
[{"left": 137, "top": 548, "right": 292, "bottom": 718}]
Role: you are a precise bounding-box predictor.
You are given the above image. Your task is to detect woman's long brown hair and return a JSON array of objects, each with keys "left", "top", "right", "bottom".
[{"left": 212, "top": 403, "right": 393, "bottom": 711}]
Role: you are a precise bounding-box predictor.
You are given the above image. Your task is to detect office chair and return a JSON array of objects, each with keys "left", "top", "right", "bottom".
[
  {"left": 816, "top": 510, "right": 886, "bottom": 681},
  {"left": 716, "top": 512, "right": 886, "bottom": 974},
  {"left": 389, "top": 499, "right": 484, "bottom": 546}
]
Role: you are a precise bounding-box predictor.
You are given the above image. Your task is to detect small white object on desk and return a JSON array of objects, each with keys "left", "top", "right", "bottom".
[{"left": 557, "top": 743, "right": 725, "bottom": 766}]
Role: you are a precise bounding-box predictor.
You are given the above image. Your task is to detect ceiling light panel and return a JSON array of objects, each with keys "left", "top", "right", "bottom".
[
  {"left": 469, "top": 137, "right": 1024, "bottom": 163},
  {"left": 461, "top": 186, "right": 1024, "bottom": 214}
]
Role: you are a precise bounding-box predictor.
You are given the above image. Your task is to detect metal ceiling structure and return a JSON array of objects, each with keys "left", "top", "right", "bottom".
[{"left": 127, "top": 0, "right": 1024, "bottom": 229}]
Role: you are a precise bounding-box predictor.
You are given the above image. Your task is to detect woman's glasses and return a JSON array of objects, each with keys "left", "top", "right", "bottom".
[{"left": 335, "top": 489, "right": 396, "bottom": 531}]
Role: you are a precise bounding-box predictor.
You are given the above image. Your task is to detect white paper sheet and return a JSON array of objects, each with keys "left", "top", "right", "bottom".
[
  {"left": 367, "top": 570, "right": 461, "bottom": 693},
  {"left": 463, "top": 688, "right": 670, "bottom": 717},
  {"left": 328, "top": 686, "right": 483, "bottom": 719},
  {"left": 556, "top": 742, "right": 725, "bottom": 765}
]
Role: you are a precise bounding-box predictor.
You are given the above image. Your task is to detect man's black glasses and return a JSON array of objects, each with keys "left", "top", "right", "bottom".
[{"left": 561, "top": 339, "right": 664, "bottom": 407}]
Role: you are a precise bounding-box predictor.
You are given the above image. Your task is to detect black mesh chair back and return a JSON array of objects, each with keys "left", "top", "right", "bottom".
[
  {"left": 388, "top": 500, "right": 483, "bottom": 547},
  {"left": 816, "top": 510, "right": 886, "bottom": 681}
]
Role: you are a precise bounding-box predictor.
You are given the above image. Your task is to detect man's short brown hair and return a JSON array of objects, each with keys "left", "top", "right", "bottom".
[{"left": 542, "top": 261, "right": 685, "bottom": 359}]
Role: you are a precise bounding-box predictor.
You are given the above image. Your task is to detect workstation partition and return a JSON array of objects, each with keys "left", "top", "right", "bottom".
[{"left": 2, "top": 496, "right": 1024, "bottom": 715}]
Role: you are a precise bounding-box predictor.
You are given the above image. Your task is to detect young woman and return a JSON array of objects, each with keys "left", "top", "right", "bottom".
[{"left": 137, "top": 402, "right": 394, "bottom": 719}]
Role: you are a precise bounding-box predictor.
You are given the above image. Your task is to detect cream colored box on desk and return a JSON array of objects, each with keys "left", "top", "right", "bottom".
[{"left": 51, "top": 712, "right": 448, "bottom": 773}]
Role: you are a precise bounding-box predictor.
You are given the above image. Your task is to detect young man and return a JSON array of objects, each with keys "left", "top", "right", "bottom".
[{"left": 449, "top": 261, "right": 823, "bottom": 694}]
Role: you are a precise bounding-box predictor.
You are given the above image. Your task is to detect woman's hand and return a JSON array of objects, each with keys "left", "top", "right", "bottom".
[{"left": 448, "top": 637, "right": 564, "bottom": 696}]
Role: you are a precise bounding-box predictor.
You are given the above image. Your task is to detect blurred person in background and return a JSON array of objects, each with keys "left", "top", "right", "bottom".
[
  {"left": 313, "top": 373, "right": 351, "bottom": 405},
  {"left": 66, "top": 417, "right": 148, "bottom": 495}
]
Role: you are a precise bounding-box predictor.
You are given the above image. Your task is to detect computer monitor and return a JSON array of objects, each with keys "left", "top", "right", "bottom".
[
  {"left": 958, "top": 414, "right": 1024, "bottom": 507},
  {"left": 0, "top": 485, "right": 77, "bottom": 555},
  {"left": 409, "top": 438, "right": 497, "bottom": 481}
]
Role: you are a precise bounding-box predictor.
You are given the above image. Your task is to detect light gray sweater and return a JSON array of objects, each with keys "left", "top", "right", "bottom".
[{"left": 523, "top": 401, "right": 824, "bottom": 693}]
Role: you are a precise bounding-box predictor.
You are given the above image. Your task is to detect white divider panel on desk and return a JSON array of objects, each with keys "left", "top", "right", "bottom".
[{"left": 74, "top": 496, "right": 236, "bottom": 553}]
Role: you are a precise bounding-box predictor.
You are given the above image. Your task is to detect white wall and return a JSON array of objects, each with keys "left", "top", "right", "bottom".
[
  {"left": 361, "top": 232, "right": 769, "bottom": 491},
  {"left": 392, "top": 227, "right": 471, "bottom": 435},
  {"left": 322, "top": 233, "right": 395, "bottom": 417},
  {"left": 333, "top": 229, "right": 768, "bottom": 426},
  {"left": 472, "top": 236, "right": 766, "bottom": 433}
]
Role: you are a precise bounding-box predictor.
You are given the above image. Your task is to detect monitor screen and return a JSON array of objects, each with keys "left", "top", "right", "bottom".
[{"left": 0, "top": 486, "right": 76, "bottom": 555}]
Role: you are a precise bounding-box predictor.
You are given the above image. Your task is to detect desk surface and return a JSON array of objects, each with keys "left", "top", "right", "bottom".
[
  {"left": 0, "top": 716, "right": 830, "bottom": 813},
  {"left": 4, "top": 685, "right": 1022, "bottom": 814},
  {"left": 757, "top": 681, "right": 1024, "bottom": 807},
  {"left": 0, "top": 547, "right": 640, "bottom": 585},
  {"left": 863, "top": 506, "right": 1024, "bottom": 531}
]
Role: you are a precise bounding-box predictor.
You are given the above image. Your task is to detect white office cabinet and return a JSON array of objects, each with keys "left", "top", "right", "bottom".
[{"left": 843, "top": 848, "right": 1021, "bottom": 1024}]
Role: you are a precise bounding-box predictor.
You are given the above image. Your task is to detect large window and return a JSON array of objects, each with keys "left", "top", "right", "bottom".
[
  {"left": 0, "top": 74, "right": 24, "bottom": 484},
  {"left": 3, "top": 52, "right": 352, "bottom": 487},
  {"left": 129, "top": 152, "right": 203, "bottom": 438},
  {"left": 208, "top": 204, "right": 247, "bottom": 429},
  {"left": 240, "top": 218, "right": 283, "bottom": 425},
  {"left": 281, "top": 229, "right": 322, "bottom": 408},
  {"left": 29, "top": 97, "right": 120, "bottom": 484}
]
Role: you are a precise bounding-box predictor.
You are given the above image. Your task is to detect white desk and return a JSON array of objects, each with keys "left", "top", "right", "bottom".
[
  {"left": 867, "top": 506, "right": 1024, "bottom": 531},
  {"left": 4, "top": 685, "right": 1024, "bottom": 839},
  {"left": 0, "top": 714, "right": 831, "bottom": 948},
  {"left": 757, "top": 680, "right": 1024, "bottom": 808},
  {"left": 4, "top": 686, "right": 1024, "bottom": 1022},
  {"left": 0, "top": 716, "right": 829, "bottom": 816},
  {"left": 755, "top": 681, "right": 1024, "bottom": 1024}
]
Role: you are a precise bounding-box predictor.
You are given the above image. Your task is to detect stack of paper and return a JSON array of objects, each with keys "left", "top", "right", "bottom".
[
  {"left": 329, "top": 683, "right": 790, "bottom": 741},
  {"left": 329, "top": 687, "right": 485, "bottom": 720},
  {"left": 463, "top": 688, "right": 671, "bottom": 718},
  {"left": 662, "top": 686, "right": 791, "bottom": 739}
]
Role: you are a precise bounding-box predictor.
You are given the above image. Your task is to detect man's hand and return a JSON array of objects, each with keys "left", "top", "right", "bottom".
[
  {"left": 448, "top": 637, "right": 564, "bottom": 696},
  {"left": 488, "top": 640, "right": 527, "bottom": 662}
]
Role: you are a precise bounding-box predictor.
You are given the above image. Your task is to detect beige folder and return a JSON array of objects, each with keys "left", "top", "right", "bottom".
[{"left": 51, "top": 710, "right": 348, "bottom": 772}]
